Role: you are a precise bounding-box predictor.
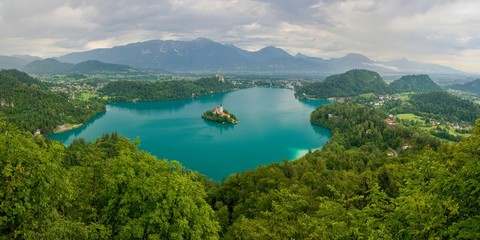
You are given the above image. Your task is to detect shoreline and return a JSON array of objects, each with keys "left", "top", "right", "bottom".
[{"left": 54, "top": 123, "right": 83, "bottom": 133}]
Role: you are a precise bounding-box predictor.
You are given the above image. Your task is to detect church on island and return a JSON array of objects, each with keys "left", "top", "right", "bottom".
[
  {"left": 202, "top": 104, "right": 238, "bottom": 124},
  {"left": 212, "top": 104, "right": 230, "bottom": 118}
]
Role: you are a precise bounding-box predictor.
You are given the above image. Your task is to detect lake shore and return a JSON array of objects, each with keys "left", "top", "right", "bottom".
[{"left": 54, "top": 123, "right": 83, "bottom": 133}]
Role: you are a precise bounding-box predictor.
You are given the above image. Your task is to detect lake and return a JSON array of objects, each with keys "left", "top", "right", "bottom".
[{"left": 51, "top": 88, "right": 331, "bottom": 180}]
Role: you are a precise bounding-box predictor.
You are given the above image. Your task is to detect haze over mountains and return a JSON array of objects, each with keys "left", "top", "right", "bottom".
[{"left": 0, "top": 38, "right": 468, "bottom": 75}]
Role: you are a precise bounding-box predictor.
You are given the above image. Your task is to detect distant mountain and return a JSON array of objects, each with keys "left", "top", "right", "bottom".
[
  {"left": 449, "top": 78, "right": 480, "bottom": 95},
  {"left": 70, "top": 60, "right": 133, "bottom": 73},
  {"left": 295, "top": 69, "right": 389, "bottom": 99},
  {"left": 12, "top": 55, "right": 42, "bottom": 62},
  {"left": 22, "top": 58, "right": 135, "bottom": 74},
  {"left": 23, "top": 58, "right": 74, "bottom": 74},
  {"left": 57, "top": 38, "right": 465, "bottom": 74},
  {"left": 0, "top": 55, "right": 30, "bottom": 70},
  {"left": 59, "top": 38, "right": 247, "bottom": 71},
  {"left": 388, "top": 74, "right": 442, "bottom": 93},
  {"left": 385, "top": 58, "right": 463, "bottom": 74}
]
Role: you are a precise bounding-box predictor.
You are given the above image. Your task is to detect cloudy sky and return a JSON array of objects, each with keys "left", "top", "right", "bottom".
[{"left": 1, "top": 0, "right": 479, "bottom": 72}]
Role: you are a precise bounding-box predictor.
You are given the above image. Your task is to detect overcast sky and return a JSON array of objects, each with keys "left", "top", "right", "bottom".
[{"left": 1, "top": 0, "right": 479, "bottom": 72}]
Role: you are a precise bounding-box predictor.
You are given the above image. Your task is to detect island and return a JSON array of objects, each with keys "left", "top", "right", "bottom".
[{"left": 202, "top": 104, "right": 238, "bottom": 124}]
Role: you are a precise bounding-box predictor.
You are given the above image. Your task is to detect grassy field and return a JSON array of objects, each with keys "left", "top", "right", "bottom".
[
  {"left": 396, "top": 93, "right": 411, "bottom": 101},
  {"left": 396, "top": 113, "right": 424, "bottom": 123},
  {"left": 359, "top": 93, "right": 376, "bottom": 98},
  {"left": 79, "top": 92, "right": 98, "bottom": 101}
]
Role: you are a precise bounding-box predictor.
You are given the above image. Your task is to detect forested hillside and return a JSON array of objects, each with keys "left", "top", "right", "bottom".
[
  {"left": 0, "top": 119, "right": 219, "bottom": 239},
  {"left": 2, "top": 100, "right": 480, "bottom": 238},
  {"left": 100, "top": 76, "right": 237, "bottom": 102},
  {"left": 295, "top": 69, "right": 388, "bottom": 99},
  {"left": 387, "top": 91, "right": 480, "bottom": 124},
  {"left": 0, "top": 69, "right": 105, "bottom": 134},
  {"left": 208, "top": 103, "right": 479, "bottom": 239},
  {"left": 388, "top": 74, "right": 442, "bottom": 93},
  {"left": 450, "top": 78, "right": 480, "bottom": 96},
  {"left": 296, "top": 71, "right": 443, "bottom": 100}
]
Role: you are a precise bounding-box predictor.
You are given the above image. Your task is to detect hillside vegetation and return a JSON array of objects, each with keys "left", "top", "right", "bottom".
[
  {"left": 450, "top": 78, "right": 480, "bottom": 96},
  {"left": 100, "top": 76, "right": 236, "bottom": 102},
  {"left": 0, "top": 69, "right": 105, "bottom": 134},
  {"left": 3, "top": 69, "right": 480, "bottom": 239},
  {"left": 387, "top": 91, "right": 480, "bottom": 124},
  {"left": 0, "top": 120, "right": 219, "bottom": 239},
  {"left": 388, "top": 74, "right": 442, "bottom": 93},
  {"left": 3, "top": 101, "right": 480, "bottom": 238},
  {"left": 296, "top": 70, "right": 443, "bottom": 99},
  {"left": 208, "top": 103, "right": 479, "bottom": 238},
  {"left": 295, "top": 69, "right": 388, "bottom": 99}
]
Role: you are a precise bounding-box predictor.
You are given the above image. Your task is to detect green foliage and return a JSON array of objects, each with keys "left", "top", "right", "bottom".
[
  {"left": 0, "top": 119, "right": 82, "bottom": 239},
  {"left": 449, "top": 78, "right": 480, "bottom": 96},
  {"left": 0, "top": 69, "right": 105, "bottom": 134},
  {"left": 296, "top": 71, "right": 443, "bottom": 100},
  {"left": 407, "top": 91, "right": 480, "bottom": 123},
  {"left": 100, "top": 77, "right": 236, "bottom": 102},
  {"left": 4, "top": 72, "right": 480, "bottom": 239},
  {"left": 0, "top": 119, "right": 219, "bottom": 239},
  {"left": 388, "top": 74, "right": 442, "bottom": 93},
  {"left": 202, "top": 109, "right": 238, "bottom": 124},
  {"left": 295, "top": 69, "right": 388, "bottom": 99},
  {"left": 208, "top": 102, "right": 479, "bottom": 239}
]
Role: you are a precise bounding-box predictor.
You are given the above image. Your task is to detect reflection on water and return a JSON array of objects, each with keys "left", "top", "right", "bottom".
[{"left": 203, "top": 120, "right": 236, "bottom": 135}]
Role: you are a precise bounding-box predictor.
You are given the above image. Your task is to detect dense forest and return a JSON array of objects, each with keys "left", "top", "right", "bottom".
[
  {"left": 0, "top": 119, "right": 219, "bottom": 239},
  {"left": 3, "top": 99, "right": 480, "bottom": 238},
  {"left": 388, "top": 74, "right": 442, "bottom": 93},
  {"left": 386, "top": 91, "right": 480, "bottom": 124},
  {"left": 296, "top": 70, "right": 443, "bottom": 99},
  {"left": 208, "top": 102, "right": 480, "bottom": 238},
  {"left": 100, "top": 77, "right": 237, "bottom": 102},
  {"left": 295, "top": 69, "right": 388, "bottom": 99},
  {"left": 0, "top": 69, "right": 105, "bottom": 134},
  {"left": 2, "top": 69, "right": 480, "bottom": 238}
]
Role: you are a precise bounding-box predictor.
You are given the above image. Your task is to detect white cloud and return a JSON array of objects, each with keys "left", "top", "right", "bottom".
[{"left": 0, "top": 0, "right": 479, "bottom": 72}]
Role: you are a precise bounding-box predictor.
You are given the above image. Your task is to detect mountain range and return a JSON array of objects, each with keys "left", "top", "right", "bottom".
[{"left": 0, "top": 38, "right": 467, "bottom": 75}]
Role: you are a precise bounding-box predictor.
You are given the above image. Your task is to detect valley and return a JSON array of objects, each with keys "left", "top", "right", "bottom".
[
  {"left": 2, "top": 67, "right": 480, "bottom": 239},
  {"left": 3, "top": 0, "right": 480, "bottom": 238}
]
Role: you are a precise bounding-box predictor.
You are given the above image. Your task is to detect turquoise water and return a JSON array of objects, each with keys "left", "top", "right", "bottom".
[{"left": 51, "top": 88, "right": 331, "bottom": 180}]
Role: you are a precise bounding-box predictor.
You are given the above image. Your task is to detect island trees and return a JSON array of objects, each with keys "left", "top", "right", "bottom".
[{"left": 202, "top": 105, "right": 238, "bottom": 124}]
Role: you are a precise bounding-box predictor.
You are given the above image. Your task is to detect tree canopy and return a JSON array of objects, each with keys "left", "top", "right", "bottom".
[
  {"left": 0, "top": 69, "right": 105, "bottom": 134},
  {"left": 388, "top": 74, "right": 442, "bottom": 93},
  {"left": 0, "top": 118, "right": 219, "bottom": 239},
  {"left": 100, "top": 77, "right": 236, "bottom": 102},
  {"left": 295, "top": 69, "right": 388, "bottom": 99}
]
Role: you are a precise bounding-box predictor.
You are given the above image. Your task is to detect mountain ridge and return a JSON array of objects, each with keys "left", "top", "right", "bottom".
[
  {"left": 0, "top": 38, "right": 468, "bottom": 75},
  {"left": 56, "top": 38, "right": 465, "bottom": 74},
  {"left": 22, "top": 58, "right": 135, "bottom": 74}
]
